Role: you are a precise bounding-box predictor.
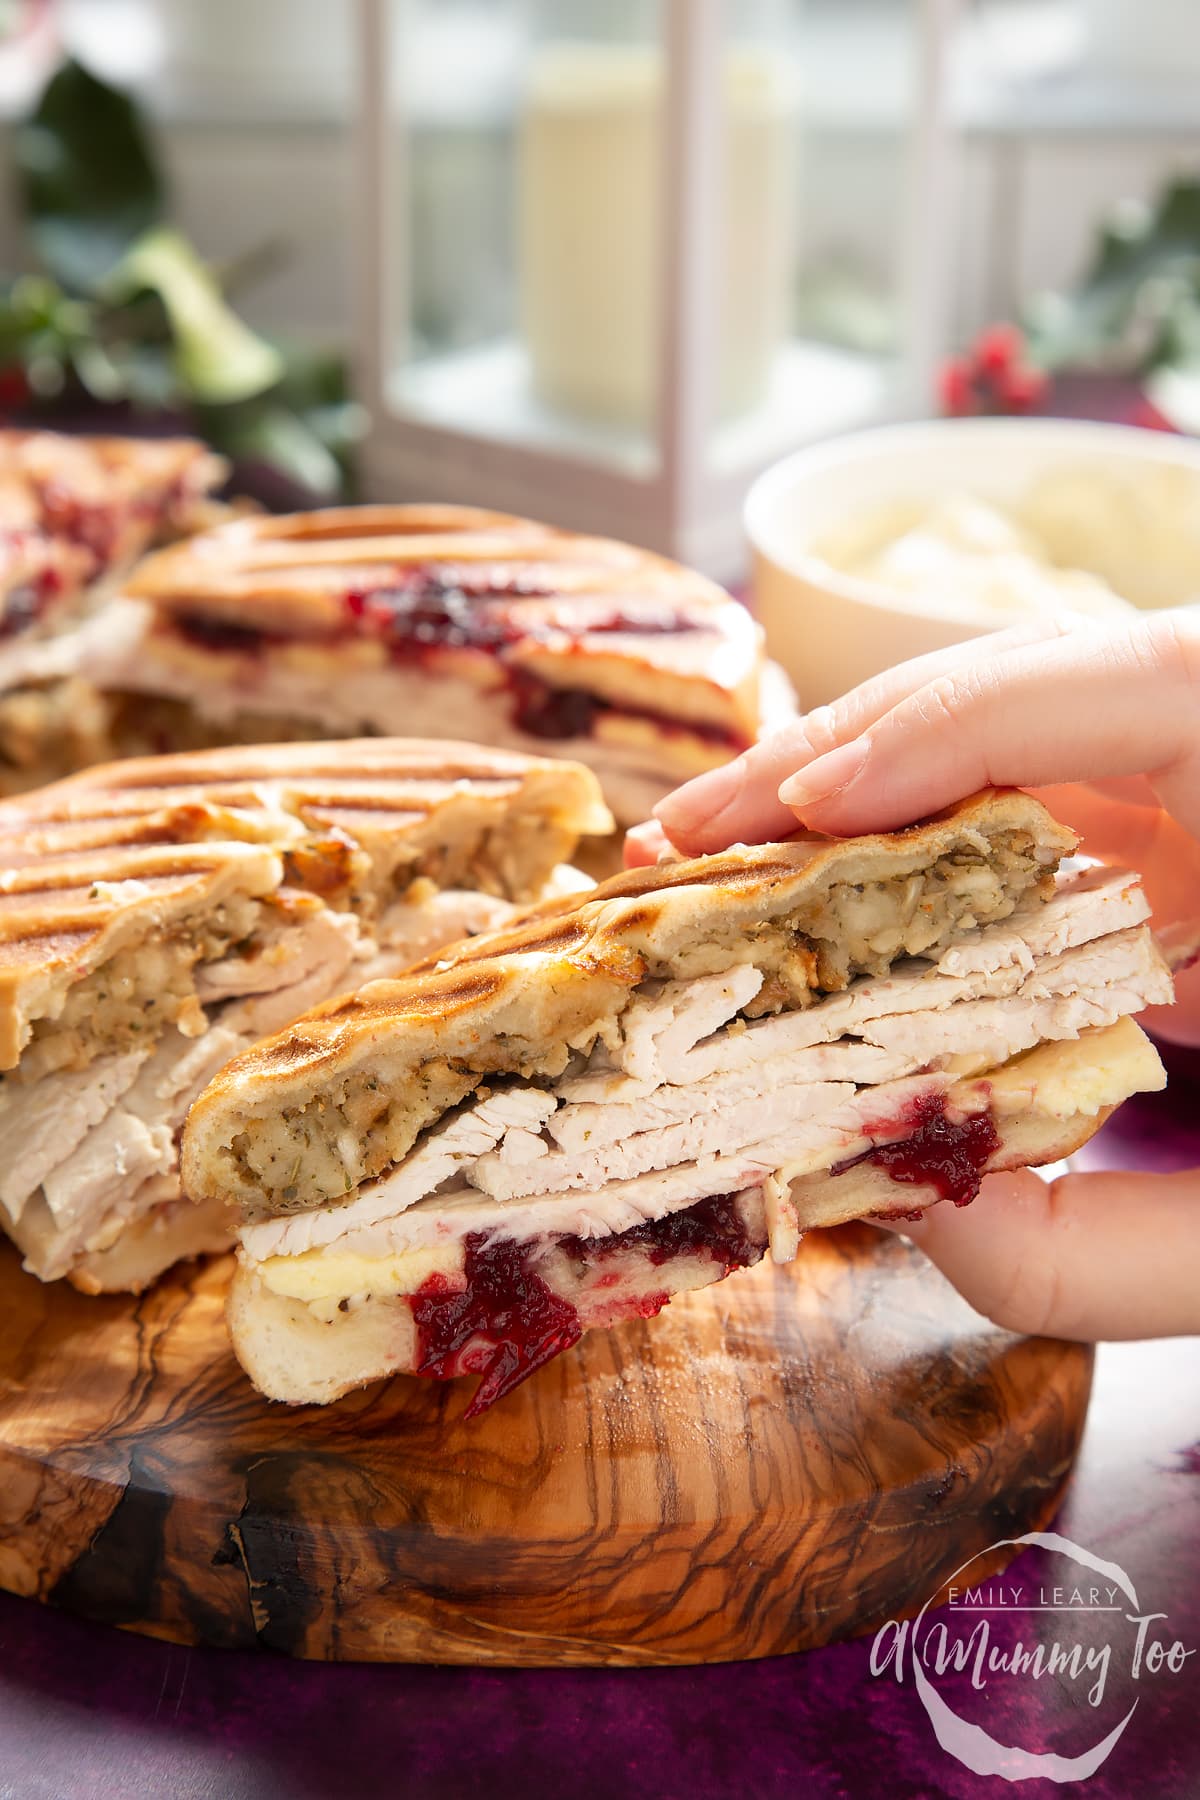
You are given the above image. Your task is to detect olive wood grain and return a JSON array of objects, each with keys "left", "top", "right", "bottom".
[{"left": 0, "top": 1225, "right": 1092, "bottom": 1665}]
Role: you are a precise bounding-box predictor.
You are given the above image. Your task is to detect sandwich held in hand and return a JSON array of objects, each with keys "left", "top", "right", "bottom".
[
  {"left": 80, "top": 504, "right": 789, "bottom": 824},
  {"left": 0, "top": 739, "right": 608, "bottom": 1293},
  {"left": 180, "top": 790, "right": 1172, "bottom": 1414}
]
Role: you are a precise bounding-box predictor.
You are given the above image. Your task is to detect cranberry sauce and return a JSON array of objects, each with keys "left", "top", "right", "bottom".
[
  {"left": 172, "top": 611, "right": 287, "bottom": 655},
  {"left": 318, "top": 559, "right": 751, "bottom": 747},
  {"left": 0, "top": 564, "right": 62, "bottom": 639},
  {"left": 344, "top": 565, "right": 706, "bottom": 657},
  {"left": 168, "top": 558, "right": 747, "bottom": 749},
  {"left": 561, "top": 1192, "right": 760, "bottom": 1275},
  {"left": 345, "top": 569, "right": 531, "bottom": 656},
  {"left": 574, "top": 603, "right": 703, "bottom": 636},
  {"left": 37, "top": 485, "right": 119, "bottom": 566},
  {"left": 509, "top": 671, "right": 746, "bottom": 749},
  {"left": 509, "top": 673, "right": 600, "bottom": 741},
  {"left": 834, "top": 1093, "right": 1001, "bottom": 1209},
  {"left": 411, "top": 1235, "right": 583, "bottom": 1419},
  {"left": 411, "top": 1193, "right": 760, "bottom": 1415}
]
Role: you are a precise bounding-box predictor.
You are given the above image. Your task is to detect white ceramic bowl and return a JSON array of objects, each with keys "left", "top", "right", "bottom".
[{"left": 745, "top": 417, "right": 1200, "bottom": 710}]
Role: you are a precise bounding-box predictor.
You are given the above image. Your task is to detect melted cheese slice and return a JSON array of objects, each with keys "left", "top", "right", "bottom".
[
  {"left": 979, "top": 1017, "right": 1165, "bottom": 1119},
  {"left": 256, "top": 1241, "right": 462, "bottom": 1302}
]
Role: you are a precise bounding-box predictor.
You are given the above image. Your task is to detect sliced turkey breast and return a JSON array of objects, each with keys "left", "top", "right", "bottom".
[
  {"left": 3, "top": 921, "right": 378, "bottom": 1282},
  {"left": 0, "top": 735, "right": 608, "bottom": 1291},
  {"left": 5, "top": 899, "right": 489, "bottom": 1282},
  {"left": 936, "top": 864, "right": 1147, "bottom": 977},
  {"left": 218, "top": 921, "right": 362, "bottom": 1037},
  {"left": 194, "top": 904, "right": 359, "bottom": 1005},
  {"left": 3, "top": 1025, "right": 252, "bottom": 1279},
  {"left": 353, "top": 889, "right": 518, "bottom": 983},
  {"left": 424, "top": 921, "right": 1167, "bottom": 1210},
  {"left": 120, "top": 1025, "right": 251, "bottom": 1126},
  {"left": 0, "top": 1048, "right": 148, "bottom": 1221},
  {"left": 41, "top": 1112, "right": 174, "bottom": 1255}
]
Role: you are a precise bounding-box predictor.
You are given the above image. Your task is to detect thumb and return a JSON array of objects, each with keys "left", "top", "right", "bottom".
[{"left": 880, "top": 1165, "right": 1200, "bottom": 1341}]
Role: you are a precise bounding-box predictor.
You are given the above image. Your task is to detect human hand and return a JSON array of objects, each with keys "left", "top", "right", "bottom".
[
  {"left": 626, "top": 612, "right": 1200, "bottom": 1340},
  {"left": 631, "top": 611, "right": 1200, "bottom": 1041}
]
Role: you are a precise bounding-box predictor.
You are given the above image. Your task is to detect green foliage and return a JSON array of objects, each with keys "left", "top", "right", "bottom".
[
  {"left": 108, "top": 228, "right": 285, "bottom": 404},
  {"left": 16, "top": 58, "right": 164, "bottom": 294},
  {"left": 1025, "top": 174, "right": 1200, "bottom": 433},
  {"left": 2, "top": 56, "right": 360, "bottom": 498}
]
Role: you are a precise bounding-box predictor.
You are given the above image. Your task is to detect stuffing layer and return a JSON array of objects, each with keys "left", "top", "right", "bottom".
[{"left": 17, "top": 892, "right": 264, "bottom": 1083}]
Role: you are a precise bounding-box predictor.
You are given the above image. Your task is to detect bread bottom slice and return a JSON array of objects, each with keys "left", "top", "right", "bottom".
[{"left": 227, "top": 1018, "right": 1162, "bottom": 1410}]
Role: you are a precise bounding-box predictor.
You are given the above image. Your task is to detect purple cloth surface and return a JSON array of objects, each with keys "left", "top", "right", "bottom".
[{"left": 1, "top": 1069, "right": 1196, "bottom": 1800}]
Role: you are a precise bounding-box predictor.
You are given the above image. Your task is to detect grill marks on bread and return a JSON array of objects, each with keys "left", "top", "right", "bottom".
[
  {"left": 0, "top": 738, "right": 608, "bottom": 1070},
  {"left": 127, "top": 505, "right": 726, "bottom": 642}
]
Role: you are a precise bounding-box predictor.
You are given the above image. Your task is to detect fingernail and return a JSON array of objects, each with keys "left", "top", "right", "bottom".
[
  {"left": 778, "top": 739, "right": 869, "bottom": 809},
  {"left": 654, "top": 756, "right": 744, "bottom": 834}
]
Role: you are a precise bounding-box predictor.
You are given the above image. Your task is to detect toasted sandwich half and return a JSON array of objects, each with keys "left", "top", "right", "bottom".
[
  {"left": 0, "top": 429, "right": 226, "bottom": 579},
  {"left": 181, "top": 790, "right": 1172, "bottom": 1414},
  {"left": 85, "top": 504, "right": 790, "bottom": 823},
  {"left": 0, "top": 429, "right": 227, "bottom": 792},
  {"left": 0, "top": 739, "right": 609, "bottom": 1293}
]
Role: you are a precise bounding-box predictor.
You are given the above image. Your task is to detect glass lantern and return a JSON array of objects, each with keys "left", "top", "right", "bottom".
[{"left": 355, "top": 0, "right": 963, "bottom": 577}]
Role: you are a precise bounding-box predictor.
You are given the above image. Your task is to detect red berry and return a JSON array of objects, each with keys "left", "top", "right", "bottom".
[
  {"left": 937, "top": 358, "right": 975, "bottom": 417},
  {"left": 0, "top": 364, "right": 29, "bottom": 409},
  {"left": 973, "top": 323, "right": 1023, "bottom": 379},
  {"left": 995, "top": 365, "right": 1049, "bottom": 414},
  {"left": 1131, "top": 396, "right": 1178, "bottom": 434}
]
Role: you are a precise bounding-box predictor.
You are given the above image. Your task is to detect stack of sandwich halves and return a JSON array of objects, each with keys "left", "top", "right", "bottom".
[
  {"left": 0, "top": 432, "right": 1174, "bottom": 1416},
  {"left": 0, "top": 755, "right": 1170, "bottom": 1413}
]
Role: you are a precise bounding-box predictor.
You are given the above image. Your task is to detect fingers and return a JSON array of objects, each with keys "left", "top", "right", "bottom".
[
  {"left": 883, "top": 1165, "right": 1200, "bottom": 1340},
  {"left": 653, "top": 618, "right": 1080, "bottom": 853},
  {"left": 650, "top": 716, "right": 813, "bottom": 853},
  {"left": 623, "top": 820, "right": 672, "bottom": 867},
  {"left": 780, "top": 611, "right": 1200, "bottom": 839}
]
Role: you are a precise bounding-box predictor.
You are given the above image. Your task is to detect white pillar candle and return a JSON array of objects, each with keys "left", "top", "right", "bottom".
[{"left": 518, "top": 41, "right": 796, "bottom": 433}]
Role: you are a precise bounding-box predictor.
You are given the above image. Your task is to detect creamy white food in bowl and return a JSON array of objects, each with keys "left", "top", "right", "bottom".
[{"left": 746, "top": 418, "right": 1200, "bottom": 708}]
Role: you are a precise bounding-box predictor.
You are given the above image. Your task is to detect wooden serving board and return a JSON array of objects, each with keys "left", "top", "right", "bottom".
[{"left": 0, "top": 1225, "right": 1092, "bottom": 1666}]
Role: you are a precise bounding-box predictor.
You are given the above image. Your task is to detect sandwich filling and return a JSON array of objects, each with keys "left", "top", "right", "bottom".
[
  {"left": 0, "top": 881, "right": 530, "bottom": 1286},
  {"left": 228, "top": 858, "right": 1170, "bottom": 1413},
  {"left": 90, "top": 583, "right": 769, "bottom": 826}
]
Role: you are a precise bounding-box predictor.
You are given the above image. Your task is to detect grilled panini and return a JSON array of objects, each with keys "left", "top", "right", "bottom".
[
  {"left": 82, "top": 504, "right": 790, "bottom": 823},
  {"left": 181, "top": 790, "right": 1172, "bottom": 1413},
  {"left": 0, "top": 429, "right": 227, "bottom": 792},
  {"left": 0, "top": 738, "right": 609, "bottom": 1293}
]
